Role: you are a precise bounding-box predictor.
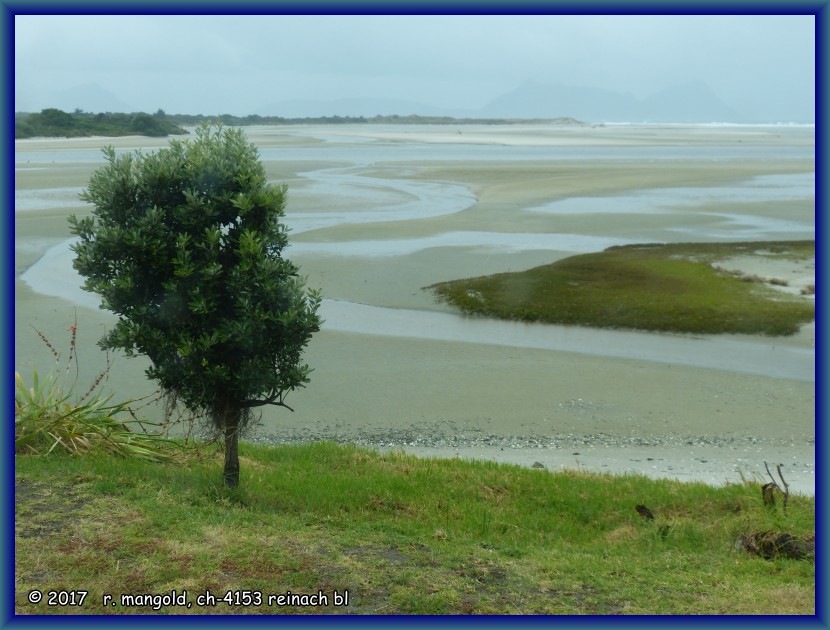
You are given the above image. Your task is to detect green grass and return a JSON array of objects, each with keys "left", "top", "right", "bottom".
[
  {"left": 428, "top": 240, "right": 815, "bottom": 336},
  {"left": 15, "top": 442, "right": 814, "bottom": 615}
]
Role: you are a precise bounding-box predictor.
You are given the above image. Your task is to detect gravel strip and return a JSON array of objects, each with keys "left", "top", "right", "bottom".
[{"left": 245, "top": 421, "right": 813, "bottom": 451}]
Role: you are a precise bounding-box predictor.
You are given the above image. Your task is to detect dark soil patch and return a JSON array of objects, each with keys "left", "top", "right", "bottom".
[{"left": 15, "top": 477, "right": 93, "bottom": 539}]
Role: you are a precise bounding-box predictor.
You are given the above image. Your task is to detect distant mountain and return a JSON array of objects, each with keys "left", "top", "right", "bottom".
[
  {"left": 480, "top": 81, "right": 641, "bottom": 121},
  {"left": 256, "top": 96, "right": 468, "bottom": 119},
  {"left": 24, "top": 79, "right": 750, "bottom": 123},
  {"left": 258, "top": 80, "right": 742, "bottom": 123},
  {"left": 639, "top": 81, "right": 740, "bottom": 122},
  {"left": 45, "top": 83, "right": 136, "bottom": 114},
  {"left": 479, "top": 80, "right": 741, "bottom": 123}
]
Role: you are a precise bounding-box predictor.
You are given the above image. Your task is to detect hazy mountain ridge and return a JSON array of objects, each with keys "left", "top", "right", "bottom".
[
  {"left": 480, "top": 80, "right": 741, "bottom": 123},
  {"left": 24, "top": 79, "right": 807, "bottom": 124},
  {"left": 254, "top": 96, "right": 462, "bottom": 119},
  {"left": 257, "top": 80, "right": 742, "bottom": 122},
  {"left": 41, "top": 83, "right": 137, "bottom": 115}
]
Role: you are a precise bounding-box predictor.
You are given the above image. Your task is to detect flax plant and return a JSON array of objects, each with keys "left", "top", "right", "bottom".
[{"left": 15, "top": 323, "right": 178, "bottom": 462}]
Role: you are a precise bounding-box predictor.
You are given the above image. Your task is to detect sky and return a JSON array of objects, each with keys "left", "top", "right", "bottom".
[{"left": 14, "top": 14, "right": 816, "bottom": 121}]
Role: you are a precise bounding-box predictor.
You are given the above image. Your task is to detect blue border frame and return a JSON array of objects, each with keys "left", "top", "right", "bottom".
[
  {"left": 3, "top": 0, "right": 15, "bottom": 626},
  {"left": 5, "top": 3, "right": 825, "bottom": 628},
  {"left": 1, "top": 1, "right": 828, "bottom": 14},
  {"left": 818, "top": 1, "right": 828, "bottom": 627}
]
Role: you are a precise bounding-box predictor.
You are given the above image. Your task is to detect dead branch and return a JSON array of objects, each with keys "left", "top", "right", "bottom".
[{"left": 764, "top": 461, "right": 790, "bottom": 514}]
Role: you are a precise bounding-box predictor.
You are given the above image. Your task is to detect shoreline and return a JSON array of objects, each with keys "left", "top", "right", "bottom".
[
  {"left": 300, "top": 442, "right": 814, "bottom": 496},
  {"left": 241, "top": 426, "right": 815, "bottom": 495}
]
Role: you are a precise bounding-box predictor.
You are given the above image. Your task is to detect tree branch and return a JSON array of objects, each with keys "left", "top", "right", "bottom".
[{"left": 242, "top": 391, "right": 295, "bottom": 412}]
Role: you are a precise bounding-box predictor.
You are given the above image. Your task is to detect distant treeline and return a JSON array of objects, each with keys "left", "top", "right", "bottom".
[
  {"left": 164, "top": 112, "right": 586, "bottom": 127},
  {"left": 15, "top": 108, "right": 586, "bottom": 139},
  {"left": 15, "top": 109, "right": 190, "bottom": 139}
]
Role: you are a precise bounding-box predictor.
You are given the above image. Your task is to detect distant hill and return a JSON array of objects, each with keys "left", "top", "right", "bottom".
[
  {"left": 479, "top": 79, "right": 740, "bottom": 123},
  {"left": 42, "top": 83, "right": 137, "bottom": 115},
  {"left": 638, "top": 81, "right": 741, "bottom": 122},
  {"left": 255, "top": 96, "right": 467, "bottom": 119},
  {"left": 256, "top": 80, "right": 742, "bottom": 123},
  {"left": 480, "top": 81, "right": 640, "bottom": 121}
]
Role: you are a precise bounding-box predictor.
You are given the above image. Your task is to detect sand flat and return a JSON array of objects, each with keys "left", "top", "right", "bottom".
[{"left": 14, "top": 123, "right": 816, "bottom": 493}]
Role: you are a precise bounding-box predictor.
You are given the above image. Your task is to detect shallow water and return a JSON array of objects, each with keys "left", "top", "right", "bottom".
[
  {"left": 319, "top": 300, "right": 813, "bottom": 382},
  {"left": 526, "top": 172, "right": 814, "bottom": 214},
  {"left": 18, "top": 242, "right": 813, "bottom": 383},
  {"left": 525, "top": 172, "right": 814, "bottom": 241},
  {"left": 14, "top": 186, "right": 88, "bottom": 212},
  {"left": 665, "top": 213, "right": 813, "bottom": 240},
  {"left": 287, "top": 164, "right": 476, "bottom": 233},
  {"left": 287, "top": 231, "right": 636, "bottom": 257}
]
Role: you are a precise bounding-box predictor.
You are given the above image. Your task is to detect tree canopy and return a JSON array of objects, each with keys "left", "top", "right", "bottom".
[
  {"left": 15, "top": 108, "right": 189, "bottom": 138},
  {"left": 69, "top": 124, "right": 321, "bottom": 486}
]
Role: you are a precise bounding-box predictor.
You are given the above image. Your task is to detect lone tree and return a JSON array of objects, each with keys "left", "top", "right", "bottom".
[{"left": 69, "top": 124, "right": 321, "bottom": 487}]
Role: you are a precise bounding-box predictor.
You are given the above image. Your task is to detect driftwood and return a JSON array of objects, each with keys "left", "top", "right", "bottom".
[
  {"left": 636, "top": 460, "right": 811, "bottom": 557},
  {"left": 736, "top": 531, "right": 815, "bottom": 560},
  {"left": 735, "top": 463, "right": 814, "bottom": 560},
  {"left": 762, "top": 462, "right": 790, "bottom": 512}
]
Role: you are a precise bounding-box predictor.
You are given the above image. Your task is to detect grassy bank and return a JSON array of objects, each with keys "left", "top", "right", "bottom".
[
  {"left": 428, "top": 241, "right": 815, "bottom": 336},
  {"left": 15, "top": 442, "right": 814, "bottom": 615}
]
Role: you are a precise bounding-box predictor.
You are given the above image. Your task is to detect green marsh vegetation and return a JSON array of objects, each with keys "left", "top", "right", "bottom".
[{"left": 429, "top": 240, "right": 815, "bottom": 336}]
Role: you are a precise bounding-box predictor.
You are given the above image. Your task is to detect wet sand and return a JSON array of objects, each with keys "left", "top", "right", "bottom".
[{"left": 14, "top": 124, "right": 816, "bottom": 494}]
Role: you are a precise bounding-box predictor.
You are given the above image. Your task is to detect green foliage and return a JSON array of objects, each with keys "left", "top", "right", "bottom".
[
  {"left": 15, "top": 369, "right": 174, "bottom": 461},
  {"left": 430, "top": 241, "right": 815, "bottom": 336},
  {"left": 14, "top": 108, "right": 188, "bottom": 138},
  {"left": 68, "top": 124, "right": 321, "bottom": 484}
]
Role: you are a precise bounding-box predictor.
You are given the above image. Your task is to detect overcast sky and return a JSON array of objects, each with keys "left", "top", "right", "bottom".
[{"left": 15, "top": 14, "right": 815, "bottom": 121}]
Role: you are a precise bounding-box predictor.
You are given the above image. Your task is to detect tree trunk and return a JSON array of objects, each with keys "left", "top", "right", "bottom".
[{"left": 222, "top": 403, "right": 242, "bottom": 488}]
